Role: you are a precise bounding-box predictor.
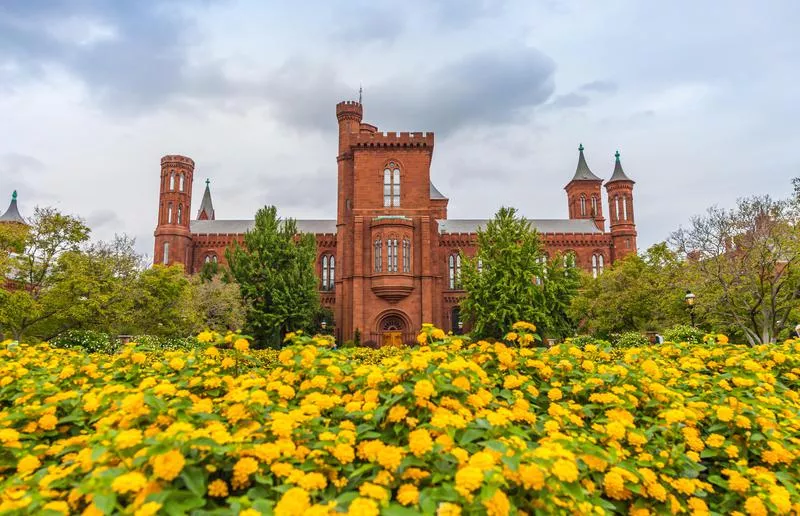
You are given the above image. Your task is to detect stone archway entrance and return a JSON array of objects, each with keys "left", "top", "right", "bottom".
[{"left": 378, "top": 313, "right": 407, "bottom": 347}]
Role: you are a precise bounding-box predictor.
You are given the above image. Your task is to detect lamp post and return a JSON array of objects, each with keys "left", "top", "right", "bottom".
[
  {"left": 321, "top": 320, "right": 327, "bottom": 332},
  {"left": 458, "top": 320, "right": 463, "bottom": 334},
  {"left": 684, "top": 290, "right": 696, "bottom": 327}
]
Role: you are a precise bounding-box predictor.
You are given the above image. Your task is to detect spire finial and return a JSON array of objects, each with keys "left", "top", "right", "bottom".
[
  {"left": 358, "top": 84, "right": 363, "bottom": 104},
  {"left": 615, "top": 150, "right": 620, "bottom": 161},
  {"left": 11, "top": 190, "right": 17, "bottom": 201},
  {"left": 578, "top": 143, "right": 584, "bottom": 152},
  {"left": 205, "top": 178, "right": 210, "bottom": 187}
]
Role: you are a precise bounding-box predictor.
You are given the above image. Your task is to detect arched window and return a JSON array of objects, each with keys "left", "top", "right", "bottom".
[
  {"left": 477, "top": 258, "right": 483, "bottom": 274},
  {"left": 167, "top": 202, "right": 173, "bottom": 224},
  {"left": 169, "top": 172, "right": 175, "bottom": 191},
  {"left": 320, "top": 254, "right": 335, "bottom": 290},
  {"left": 163, "top": 242, "right": 170, "bottom": 264},
  {"left": 598, "top": 253, "right": 604, "bottom": 273},
  {"left": 614, "top": 195, "right": 620, "bottom": 221},
  {"left": 535, "top": 254, "right": 547, "bottom": 285},
  {"left": 452, "top": 307, "right": 462, "bottom": 334},
  {"left": 177, "top": 204, "right": 183, "bottom": 225},
  {"left": 383, "top": 162, "right": 401, "bottom": 207},
  {"left": 563, "top": 251, "right": 576, "bottom": 270},
  {"left": 592, "top": 255, "right": 598, "bottom": 278},
  {"left": 204, "top": 253, "right": 218, "bottom": 264},
  {"left": 402, "top": 239, "right": 411, "bottom": 273},
  {"left": 591, "top": 195, "right": 598, "bottom": 216},
  {"left": 580, "top": 194, "right": 586, "bottom": 216},
  {"left": 448, "top": 254, "right": 461, "bottom": 289},
  {"left": 374, "top": 239, "right": 382, "bottom": 272},
  {"left": 387, "top": 239, "right": 398, "bottom": 272},
  {"left": 623, "top": 196, "right": 628, "bottom": 220},
  {"left": 179, "top": 173, "right": 185, "bottom": 192}
]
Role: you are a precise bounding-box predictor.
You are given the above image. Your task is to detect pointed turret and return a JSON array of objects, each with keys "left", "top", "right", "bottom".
[
  {"left": 608, "top": 150, "right": 634, "bottom": 183},
  {"left": 570, "top": 143, "right": 602, "bottom": 182},
  {"left": 565, "top": 144, "right": 604, "bottom": 229},
  {"left": 196, "top": 179, "right": 215, "bottom": 221},
  {"left": 0, "top": 191, "right": 26, "bottom": 224}
]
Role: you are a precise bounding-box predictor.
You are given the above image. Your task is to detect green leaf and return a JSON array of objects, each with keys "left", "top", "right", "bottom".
[
  {"left": 92, "top": 492, "right": 116, "bottom": 514},
  {"left": 180, "top": 466, "right": 206, "bottom": 498},
  {"left": 457, "top": 428, "right": 484, "bottom": 446},
  {"left": 383, "top": 504, "right": 421, "bottom": 516}
]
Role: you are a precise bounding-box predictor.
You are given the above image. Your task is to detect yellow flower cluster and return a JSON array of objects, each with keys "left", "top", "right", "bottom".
[{"left": 1, "top": 327, "right": 800, "bottom": 515}]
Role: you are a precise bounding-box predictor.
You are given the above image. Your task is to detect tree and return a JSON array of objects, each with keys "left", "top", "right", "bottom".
[
  {"left": 569, "top": 243, "right": 689, "bottom": 338},
  {"left": 0, "top": 208, "right": 91, "bottom": 341},
  {"left": 226, "top": 206, "right": 319, "bottom": 347},
  {"left": 671, "top": 195, "right": 800, "bottom": 344},
  {"left": 460, "top": 206, "right": 579, "bottom": 340},
  {"left": 190, "top": 275, "right": 246, "bottom": 333}
]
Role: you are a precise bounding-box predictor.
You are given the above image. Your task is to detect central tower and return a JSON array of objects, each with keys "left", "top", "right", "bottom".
[{"left": 334, "top": 100, "right": 441, "bottom": 344}]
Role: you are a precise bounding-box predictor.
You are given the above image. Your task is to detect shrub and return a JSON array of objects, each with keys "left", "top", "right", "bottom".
[
  {"left": 612, "top": 331, "right": 651, "bottom": 348},
  {"left": 662, "top": 324, "right": 705, "bottom": 344},
  {"left": 50, "top": 330, "right": 119, "bottom": 354},
  {"left": 2, "top": 324, "right": 800, "bottom": 514}
]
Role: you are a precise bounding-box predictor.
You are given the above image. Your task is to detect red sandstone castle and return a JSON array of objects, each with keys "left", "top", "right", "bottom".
[{"left": 154, "top": 100, "right": 637, "bottom": 344}]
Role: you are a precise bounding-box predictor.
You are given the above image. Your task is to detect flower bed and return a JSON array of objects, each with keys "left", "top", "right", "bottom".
[{"left": 1, "top": 325, "right": 799, "bottom": 515}]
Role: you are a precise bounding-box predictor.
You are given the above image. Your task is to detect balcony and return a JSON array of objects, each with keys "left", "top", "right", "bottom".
[{"left": 371, "top": 273, "right": 414, "bottom": 302}]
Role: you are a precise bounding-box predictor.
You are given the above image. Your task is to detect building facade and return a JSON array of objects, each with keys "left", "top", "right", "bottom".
[{"left": 153, "top": 100, "right": 637, "bottom": 345}]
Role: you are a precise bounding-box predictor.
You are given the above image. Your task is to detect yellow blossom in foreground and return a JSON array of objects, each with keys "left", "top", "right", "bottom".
[
  {"left": 111, "top": 472, "right": 147, "bottom": 494},
  {"left": 16, "top": 455, "right": 41, "bottom": 474},
  {"left": 397, "top": 484, "right": 420, "bottom": 506},
  {"left": 274, "top": 487, "right": 310, "bottom": 516},
  {"left": 151, "top": 450, "right": 185, "bottom": 481}
]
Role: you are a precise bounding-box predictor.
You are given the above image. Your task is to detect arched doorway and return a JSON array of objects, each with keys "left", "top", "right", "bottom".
[{"left": 377, "top": 312, "right": 408, "bottom": 347}]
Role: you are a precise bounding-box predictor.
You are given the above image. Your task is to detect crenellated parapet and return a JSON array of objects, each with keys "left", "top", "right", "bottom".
[
  {"left": 160, "top": 155, "right": 195, "bottom": 167},
  {"left": 336, "top": 101, "right": 363, "bottom": 122},
  {"left": 353, "top": 131, "right": 434, "bottom": 149}
]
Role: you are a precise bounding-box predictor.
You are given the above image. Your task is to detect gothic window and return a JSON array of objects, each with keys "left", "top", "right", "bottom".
[
  {"left": 623, "top": 196, "right": 628, "bottom": 220},
  {"left": 534, "top": 255, "right": 547, "bottom": 285},
  {"left": 321, "top": 254, "right": 335, "bottom": 290},
  {"left": 383, "top": 162, "right": 401, "bottom": 207},
  {"left": 374, "top": 239, "right": 382, "bottom": 272},
  {"left": 563, "top": 251, "right": 576, "bottom": 270},
  {"left": 163, "top": 242, "right": 170, "bottom": 264},
  {"left": 177, "top": 204, "right": 183, "bottom": 225},
  {"left": 169, "top": 171, "right": 175, "bottom": 191},
  {"left": 167, "top": 203, "right": 173, "bottom": 224},
  {"left": 448, "top": 253, "right": 461, "bottom": 289},
  {"left": 598, "top": 253, "right": 604, "bottom": 274},
  {"left": 204, "top": 253, "right": 218, "bottom": 264},
  {"left": 591, "top": 254, "right": 605, "bottom": 278},
  {"left": 387, "top": 239, "right": 398, "bottom": 272},
  {"left": 381, "top": 315, "right": 405, "bottom": 331},
  {"left": 580, "top": 194, "right": 587, "bottom": 216},
  {"left": 614, "top": 195, "right": 620, "bottom": 221},
  {"left": 591, "top": 195, "right": 598, "bottom": 216},
  {"left": 402, "top": 239, "right": 411, "bottom": 273},
  {"left": 179, "top": 173, "right": 185, "bottom": 192}
]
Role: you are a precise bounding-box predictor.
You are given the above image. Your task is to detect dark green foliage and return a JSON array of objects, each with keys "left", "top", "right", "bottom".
[
  {"left": 612, "top": 331, "right": 651, "bottom": 348},
  {"left": 662, "top": 324, "right": 705, "bottom": 344},
  {"left": 460, "top": 207, "right": 579, "bottom": 340},
  {"left": 225, "top": 206, "right": 319, "bottom": 347}
]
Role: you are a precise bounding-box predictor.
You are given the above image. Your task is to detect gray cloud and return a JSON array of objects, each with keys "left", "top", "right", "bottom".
[
  {"left": 0, "top": 0, "right": 226, "bottom": 111},
  {"left": 548, "top": 92, "right": 590, "bottom": 109},
  {"left": 330, "top": 4, "right": 406, "bottom": 46},
  {"left": 580, "top": 80, "right": 618, "bottom": 94}
]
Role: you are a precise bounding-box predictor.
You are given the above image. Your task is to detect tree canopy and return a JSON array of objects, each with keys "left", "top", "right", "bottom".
[
  {"left": 226, "top": 205, "right": 319, "bottom": 347},
  {"left": 460, "top": 207, "right": 579, "bottom": 340}
]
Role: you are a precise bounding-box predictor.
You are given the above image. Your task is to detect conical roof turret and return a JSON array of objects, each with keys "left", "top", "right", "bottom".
[
  {"left": 570, "top": 144, "right": 602, "bottom": 182},
  {"left": 608, "top": 150, "right": 634, "bottom": 183},
  {"left": 196, "top": 179, "right": 215, "bottom": 220},
  {"left": 0, "top": 190, "right": 26, "bottom": 224}
]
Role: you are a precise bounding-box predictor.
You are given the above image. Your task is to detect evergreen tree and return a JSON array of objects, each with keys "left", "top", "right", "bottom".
[
  {"left": 460, "top": 207, "right": 579, "bottom": 340},
  {"left": 226, "top": 206, "right": 319, "bottom": 347}
]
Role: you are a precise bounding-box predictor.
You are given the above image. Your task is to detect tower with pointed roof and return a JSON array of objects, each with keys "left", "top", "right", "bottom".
[
  {"left": 605, "top": 150, "right": 637, "bottom": 260},
  {"left": 153, "top": 155, "right": 195, "bottom": 268},
  {"left": 564, "top": 144, "right": 605, "bottom": 231},
  {"left": 197, "top": 179, "right": 215, "bottom": 221},
  {"left": 0, "top": 191, "right": 26, "bottom": 225}
]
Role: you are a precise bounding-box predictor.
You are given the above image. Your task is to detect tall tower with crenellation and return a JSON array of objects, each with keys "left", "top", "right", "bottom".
[{"left": 153, "top": 155, "right": 195, "bottom": 269}]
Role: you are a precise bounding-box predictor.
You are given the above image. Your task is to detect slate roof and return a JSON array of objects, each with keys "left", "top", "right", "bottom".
[
  {"left": 608, "top": 150, "right": 634, "bottom": 183},
  {"left": 430, "top": 181, "right": 447, "bottom": 200},
  {"left": 197, "top": 181, "right": 216, "bottom": 219},
  {"left": 570, "top": 144, "right": 602, "bottom": 182},
  {"left": 191, "top": 219, "right": 337, "bottom": 235},
  {"left": 437, "top": 219, "right": 602, "bottom": 234},
  {"left": 0, "top": 191, "right": 25, "bottom": 224}
]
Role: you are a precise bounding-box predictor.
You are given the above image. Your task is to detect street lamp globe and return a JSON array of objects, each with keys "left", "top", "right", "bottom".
[{"left": 684, "top": 291, "right": 696, "bottom": 306}]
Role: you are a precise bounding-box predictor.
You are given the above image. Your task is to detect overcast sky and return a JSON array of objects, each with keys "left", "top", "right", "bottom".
[{"left": 1, "top": 0, "right": 798, "bottom": 259}]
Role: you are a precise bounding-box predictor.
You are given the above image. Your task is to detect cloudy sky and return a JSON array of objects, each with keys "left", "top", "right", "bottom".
[{"left": 0, "top": 0, "right": 798, "bottom": 259}]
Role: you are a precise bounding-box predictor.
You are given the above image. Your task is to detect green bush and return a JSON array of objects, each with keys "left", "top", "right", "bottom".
[
  {"left": 130, "top": 334, "right": 200, "bottom": 352},
  {"left": 51, "top": 330, "right": 118, "bottom": 353},
  {"left": 565, "top": 335, "right": 612, "bottom": 349},
  {"left": 612, "top": 331, "right": 650, "bottom": 348},
  {"left": 662, "top": 324, "right": 705, "bottom": 344}
]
